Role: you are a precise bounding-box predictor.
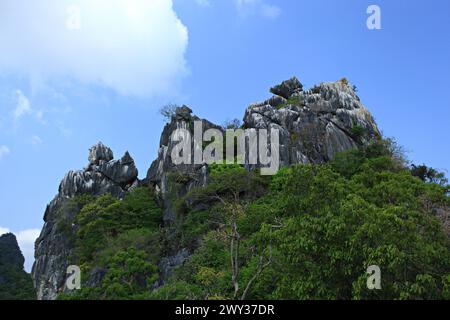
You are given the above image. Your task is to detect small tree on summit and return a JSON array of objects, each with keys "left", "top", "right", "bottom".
[{"left": 159, "top": 104, "right": 178, "bottom": 123}]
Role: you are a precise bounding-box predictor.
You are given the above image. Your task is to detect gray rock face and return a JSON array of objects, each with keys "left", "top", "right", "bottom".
[
  {"left": 245, "top": 78, "right": 380, "bottom": 166},
  {"left": 33, "top": 76, "right": 382, "bottom": 299},
  {"left": 32, "top": 143, "right": 139, "bottom": 300},
  {"left": 146, "top": 106, "right": 221, "bottom": 223},
  {"left": 270, "top": 76, "right": 303, "bottom": 99},
  {"left": 88, "top": 142, "right": 113, "bottom": 165},
  {"left": 157, "top": 248, "right": 190, "bottom": 287},
  {"left": 146, "top": 78, "right": 380, "bottom": 220}
]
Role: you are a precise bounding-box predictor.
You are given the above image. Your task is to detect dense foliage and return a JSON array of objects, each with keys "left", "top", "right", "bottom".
[
  {"left": 154, "top": 141, "right": 450, "bottom": 300},
  {"left": 59, "top": 141, "right": 450, "bottom": 300},
  {"left": 0, "top": 266, "right": 36, "bottom": 300},
  {"left": 59, "top": 187, "right": 162, "bottom": 299}
]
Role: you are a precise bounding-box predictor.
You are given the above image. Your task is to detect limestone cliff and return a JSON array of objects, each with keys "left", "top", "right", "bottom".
[
  {"left": 31, "top": 77, "right": 381, "bottom": 299},
  {"left": 32, "top": 143, "right": 139, "bottom": 300}
]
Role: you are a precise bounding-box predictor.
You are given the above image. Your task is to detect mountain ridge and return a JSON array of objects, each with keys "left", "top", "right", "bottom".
[{"left": 29, "top": 76, "right": 450, "bottom": 300}]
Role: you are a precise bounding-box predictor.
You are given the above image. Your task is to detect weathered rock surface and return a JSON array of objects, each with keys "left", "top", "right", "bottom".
[
  {"left": 270, "top": 76, "right": 303, "bottom": 99},
  {"left": 245, "top": 78, "right": 380, "bottom": 166},
  {"left": 32, "top": 76, "right": 382, "bottom": 299},
  {"left": 146, "top": 106, "right": 222, "bottom": 223},
  {"left": 32, "top": 143, "right": 139, "bottom": 300},
  {"left": 88, "top": 142, "right": 113, "bottom": 165}
]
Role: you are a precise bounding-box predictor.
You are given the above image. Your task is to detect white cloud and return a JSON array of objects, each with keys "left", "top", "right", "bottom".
[
  {"left": 12, "top": 90, "right": 44, "bottom": 123},
  {"left": 13, "top": 90, "right": 32, "bottom": 120},
  {"left": 0, "top": 0, "right": 189, "bottom": 97},
  {"left": 235, "top": 0, "right": 281, "bottom": 19},
  {"left": 16, "top": 229, "right": 41, "bottom": 273},
  {"left": 0, "top": 145, "right": 10, "bottom": 159},
  {"left": 31, "top": 135, "right": 43, "bottom": 145},
  {"left": 0, "top": 226, "right": 10, "bottom": 235}
]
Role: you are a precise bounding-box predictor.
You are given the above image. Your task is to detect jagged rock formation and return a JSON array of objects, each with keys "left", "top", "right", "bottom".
[
  {"left": 0, "top": 233, "right": 35, "bottom": 300},
  {"left": 146, "top": 78, "right": 380, "bottom": 220},
  {"left": 245, "top": 77, "right": 380, "bottom": 166},
  {"left": 32, "top": 76, "right": 382, "bottom": 299},
  {"left": 32, "top": 143, "right": 139, "bottom": 300},
  {"left": 0, "top": 234, "right": 24, "bottom": 268},
  {"left": 142, "top": 78, "right": 381, "bottom": 283},
  {"left": 269, "top": 76, "right": 303, "bottom": 99},
  {"left": 146, "top": 105, "right": 222, "bottom": 223}
]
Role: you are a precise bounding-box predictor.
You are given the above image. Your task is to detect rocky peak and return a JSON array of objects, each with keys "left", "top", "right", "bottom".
[
  {"left": 0, "top": 233, "right": 24, "bottom": 268},
  {"left": 88, "top": 142, "right": 113, "bottom": 165},
  {"left": 174, "top": 105, "right": 193, "bottom": 121},
  {"left": 60, "top": 143, "right": 139, "bottom": 199},
  {"left": 244, "top": 77, "right": 380, "bottom": 165},
  {"left": 146, "top": 106, "right": 221, "bottom": 222},
  {"left": 33, "top": 143, "right": 139, "bottom": 300},
  {"left": 270, "top": 76, "right": 303, "bottom": 99},
  {"left": 32, "top": 75, "right": 382, "bottom": 300}
]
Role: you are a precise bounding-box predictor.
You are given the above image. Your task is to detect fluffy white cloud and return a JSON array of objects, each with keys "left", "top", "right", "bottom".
[
  {"left": 0, "top": 0, "right": 189, "bottom": 97},
  {"left": 235, "top": 0, "right": 281, "bottom": 19},
  {"left": 0, "top": 145, "right": 10, "bottom": 159},
  {"left": 12, "top": 90, "right": 44, "bottom": 124},
  {"left": 16, "top": 229, "right": 41, "bottom": 272}
]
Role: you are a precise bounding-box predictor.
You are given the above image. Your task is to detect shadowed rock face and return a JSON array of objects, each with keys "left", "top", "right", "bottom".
[
  {"left": 32, "top": 143, "right": 139, "bottom": 300},
  {"left": 0, "top": 233, "right": 24, "bottom": 269}
]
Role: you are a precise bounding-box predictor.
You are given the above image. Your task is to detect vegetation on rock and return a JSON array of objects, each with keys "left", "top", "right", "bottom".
[{"left": 56, "top": 139, "right": 449, "bottom": 300}]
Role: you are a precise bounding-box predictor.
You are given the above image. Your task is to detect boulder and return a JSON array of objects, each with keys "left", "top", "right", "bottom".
[
  {"left": 270, "top": 76, "right": 303, "bottom": 99},
  {"left": 88, "top": 142, "right": 113, "bottom": 165}
]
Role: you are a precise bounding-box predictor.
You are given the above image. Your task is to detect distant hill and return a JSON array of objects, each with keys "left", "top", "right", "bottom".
[{"left": 0, "top": 233, "right": 36, "bottom": 300}]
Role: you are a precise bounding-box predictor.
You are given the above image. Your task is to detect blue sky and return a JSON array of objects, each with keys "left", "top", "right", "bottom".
[{"left": 0, "top": 0, "right": 449, "bottom": 271}]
